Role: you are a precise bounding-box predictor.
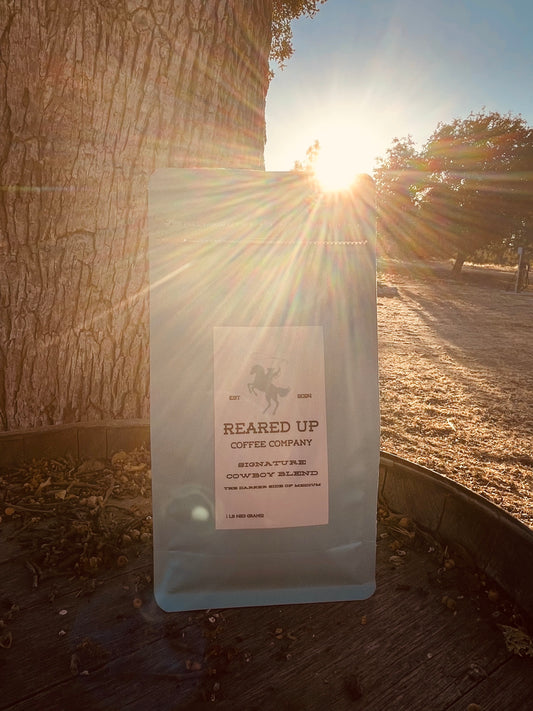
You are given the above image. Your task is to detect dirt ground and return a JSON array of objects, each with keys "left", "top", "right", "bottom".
[{"left": 377, "top": 260, "right": 533, "bottom": 529}]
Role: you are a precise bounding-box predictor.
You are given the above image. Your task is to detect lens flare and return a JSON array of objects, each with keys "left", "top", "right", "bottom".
[{"left": 314, "top": 151, "right": 357, "bottom": 192}]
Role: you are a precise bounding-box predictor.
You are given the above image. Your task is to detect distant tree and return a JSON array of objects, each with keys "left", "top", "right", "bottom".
[
  {"left": 374, "top": 137, "right": 426, "bottom": 258},
  {"left": 375, "top": 111, "right": 533, "bottom": 270},
  {"left": 419, "top": 110, "right": 533, "bottom": 273},
  {"left": 293, "top": 139, "right": 321, "bottom": 174},
  {"left": 0, "top": 0, "right": 328, "bottom": 432}
]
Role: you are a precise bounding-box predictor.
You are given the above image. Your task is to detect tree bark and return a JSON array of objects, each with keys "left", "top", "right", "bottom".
[
  {"left": 0, "top": 0, "right": 272, "bottom": 431},
  {"left": 452, "top": 251, "right": 467, "bottom": 275}
]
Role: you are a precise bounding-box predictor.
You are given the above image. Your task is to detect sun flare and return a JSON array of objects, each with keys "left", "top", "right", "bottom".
[
  {"left": 310, "top": 122, "right": 377, "bottom": 191},
  {"left": 313, "top": 150, "right": 358, "bottom": 192}
]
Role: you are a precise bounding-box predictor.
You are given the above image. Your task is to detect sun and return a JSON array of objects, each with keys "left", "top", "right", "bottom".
[
  {"left": 313, "top": 150, "right": 359, "bottom": 192},
  {"left": 306, "top": 119, "right": 378, "bottom": 192}
]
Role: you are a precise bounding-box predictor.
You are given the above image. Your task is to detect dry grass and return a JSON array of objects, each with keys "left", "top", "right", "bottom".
[{"left": 377, "top": 261, "right": 533, "bottom": 528}]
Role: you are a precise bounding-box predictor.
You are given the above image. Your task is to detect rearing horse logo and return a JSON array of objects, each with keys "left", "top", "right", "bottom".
[{"left": 248, "top": 365, "right": 290, "bottom": 415}]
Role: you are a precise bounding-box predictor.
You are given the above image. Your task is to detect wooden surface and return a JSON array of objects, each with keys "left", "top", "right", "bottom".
[
  {"left": 379, "top": 452, "right": 533, "bottom": 620},
  {"left": 2, "top": 511, "right": 532, "bottom": 711}
]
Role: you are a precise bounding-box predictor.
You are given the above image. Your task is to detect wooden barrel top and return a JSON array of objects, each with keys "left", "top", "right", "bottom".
[{"left": 1, "top": 434, "right": 533, "bottom": 710}]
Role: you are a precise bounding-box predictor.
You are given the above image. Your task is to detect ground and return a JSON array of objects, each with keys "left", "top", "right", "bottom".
[
  {"left": 377, "top": 260, "right": 533, "bottom": 529},
  {"left": 1, "top": 260, "right": 533, "bottom": 710}
]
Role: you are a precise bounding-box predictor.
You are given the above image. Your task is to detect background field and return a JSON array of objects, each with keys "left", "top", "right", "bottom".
[{"left": 377, "top": 261, "right": 533, "bottom": 528}]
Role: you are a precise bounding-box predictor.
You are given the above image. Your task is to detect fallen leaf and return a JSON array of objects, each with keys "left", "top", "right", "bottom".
[
  {"left": 0, "top": 631, "right": 13, "bottom": 649},
  {"left": 70, "top": 652, "right": 81, "bottom": 675},
  {"left": 499, "top": 625, "right": 533, "bottom": 657}
]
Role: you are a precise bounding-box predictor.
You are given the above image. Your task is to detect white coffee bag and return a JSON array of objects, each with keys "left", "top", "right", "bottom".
[{"left": 149, "top": 169, "right": 379, "bottom": 611}]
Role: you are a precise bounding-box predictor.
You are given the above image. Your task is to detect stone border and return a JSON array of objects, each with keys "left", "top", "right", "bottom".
[{"left": 1, "top": 423, "right": 532, "bottom": 617}]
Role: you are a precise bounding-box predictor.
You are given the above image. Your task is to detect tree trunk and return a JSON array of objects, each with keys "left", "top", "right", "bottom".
[
  {"left": 0, "top": 0, "right": 272, "bottom": 431},
  {"left": 452, "top": 251, "right": 467, "bottom": 275}
]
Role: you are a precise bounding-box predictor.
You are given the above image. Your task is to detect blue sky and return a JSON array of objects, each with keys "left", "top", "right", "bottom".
[{"left": 265, "top": 0, "right": 533, "bottom": 178}]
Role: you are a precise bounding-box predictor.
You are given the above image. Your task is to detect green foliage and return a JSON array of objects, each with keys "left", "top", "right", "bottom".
[
  {"left": 375, "top": 110, "right": 533, "bottom": 270},
  {"left": 271, "top": 0, "right": 328, "bottom": 66},
  {"left": 422, "top": 110, "right": 533, "bottom": 270},
  {"left": 374, "top": 137, "right": 427, "bottom": 258}
]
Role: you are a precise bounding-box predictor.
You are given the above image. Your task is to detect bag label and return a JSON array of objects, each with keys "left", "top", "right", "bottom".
[{"left": 213, "top": 326, "right": 329, "bottom": 529}]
